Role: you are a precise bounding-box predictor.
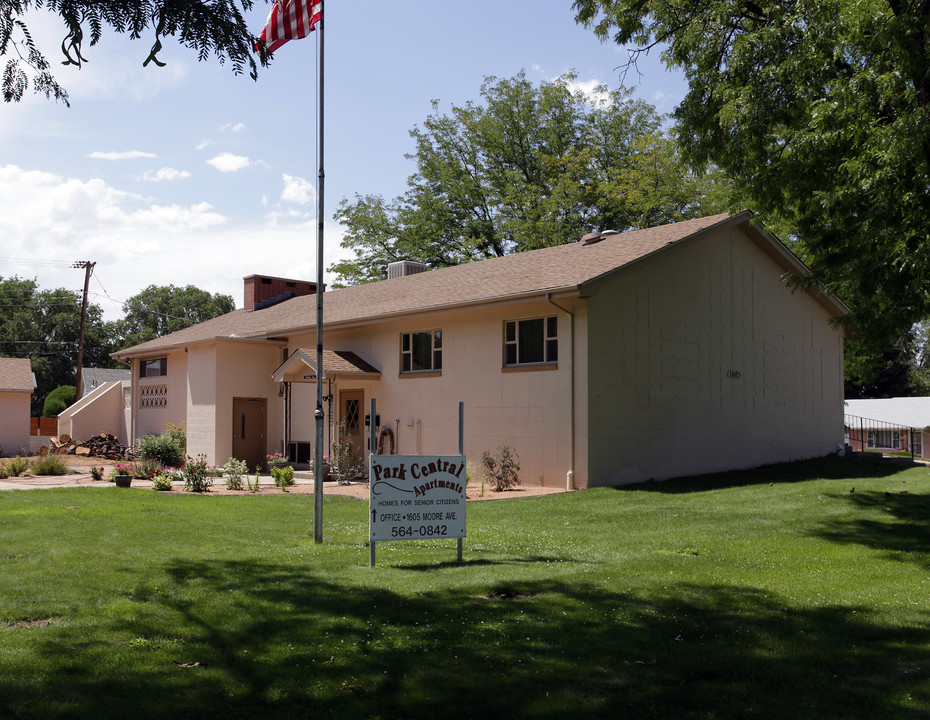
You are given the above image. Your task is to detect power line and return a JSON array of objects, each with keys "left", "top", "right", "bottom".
[
  {"left": 0, "top": 340, "right": 76, "bottom": 345},
  {"left": 0, "top": 257, "right": 75, "bottom": 268}
]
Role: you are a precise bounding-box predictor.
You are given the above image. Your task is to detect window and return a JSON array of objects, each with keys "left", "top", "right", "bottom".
[
  {"left": 867, "top": 429, "right": 899, "bottom": 449},
  {"left": 504, "top": 317, "right": 557, "bottom": 366},
  {"left": 139, "top": 357, "right": 167, "bottom": 378},
  {"left": 401, "top": 330, "right": 442, "bottom": 373}
]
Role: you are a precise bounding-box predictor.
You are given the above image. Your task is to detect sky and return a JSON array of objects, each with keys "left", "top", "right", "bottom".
[{"left": 0, "top": 1, "right": 687, "bottom": 322}]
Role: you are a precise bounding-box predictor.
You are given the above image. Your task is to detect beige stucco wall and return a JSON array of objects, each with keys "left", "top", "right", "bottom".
[
  {"left": 134, "top": 350, "right": 188, "bottom": 444},
  {"left": 0, "top": 391, "right": 31, "bottom": 455},
  {"left": 59, "top": 381, "right": 130, "bottom": 444},
  {"left": 287, "top": 296, "right": 584, "bottom": 488},
  {"left": 586, "top": 225, "right": 845, "bottom": 486},
  {"left": 185, "top": 345, "right": 216, "bottom": 462},
  {"left": 209, "top": 340, "right": 283, "bottom": 466}
]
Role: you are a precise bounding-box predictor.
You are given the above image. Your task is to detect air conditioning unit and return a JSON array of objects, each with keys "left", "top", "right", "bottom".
[{"left": 387, "top": 260, "right": 428, "bottom": 279}]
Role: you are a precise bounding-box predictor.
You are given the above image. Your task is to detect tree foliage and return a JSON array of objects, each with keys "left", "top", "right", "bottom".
[
  {"left": 332, "top": 71, "right": 730, "bottom": 285},
  {"left": 574, "top": 0, "right": 930, "bottom": 349},
  {"left": 1, "top": 0, "right": 268, "bottom": 106},
  {"left": 0, "top": 275, "right": 115, "bottom": 413},
  {"left": 42, "top": 384, "right": 74, "bottom": 417},
  {"left": 112, "top": 283, "right": 235, "bottom": 349}
]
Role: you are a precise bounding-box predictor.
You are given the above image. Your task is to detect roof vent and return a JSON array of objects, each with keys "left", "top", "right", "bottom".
[
  {"left": 387, "top": 260, "right": 428, "bottom": 279},
  {"left": 581, "top": 229, "right": 618, "bottom": 246}
]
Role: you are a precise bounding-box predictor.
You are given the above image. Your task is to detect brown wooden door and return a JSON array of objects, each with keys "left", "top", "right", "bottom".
[
  {"left": 339, "top": 389, "right": 364, "bottom": 472},
  {"left": 232, "top": 397, "right": 267, "bottom": 470}
]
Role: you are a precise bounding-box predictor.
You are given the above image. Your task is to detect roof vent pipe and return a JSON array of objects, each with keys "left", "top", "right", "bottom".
[{"left": 581, "top": 229, "right": 618, "bottom": 245}]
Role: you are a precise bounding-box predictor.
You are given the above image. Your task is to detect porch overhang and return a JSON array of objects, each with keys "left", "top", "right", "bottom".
[{"left": 271, "top": 348, "right": 381, "bottom": 383}]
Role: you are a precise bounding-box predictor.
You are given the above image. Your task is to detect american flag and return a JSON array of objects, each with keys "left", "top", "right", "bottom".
[{"left": 256, "top": 0, "right": 322, "bottom": 55}]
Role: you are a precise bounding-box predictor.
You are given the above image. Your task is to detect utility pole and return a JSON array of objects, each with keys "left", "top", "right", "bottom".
[{"left": 72, "top": 260, "right": 95, "bottom": 399}]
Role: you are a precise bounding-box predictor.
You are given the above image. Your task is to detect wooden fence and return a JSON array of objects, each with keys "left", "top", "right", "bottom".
[{"left": 30, "top": 417, "right": 58, "bottom": 436}]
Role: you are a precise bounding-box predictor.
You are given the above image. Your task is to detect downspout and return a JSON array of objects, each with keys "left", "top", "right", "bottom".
[{"left": 547, "top": 293, "right": 575, "bottom": 490}]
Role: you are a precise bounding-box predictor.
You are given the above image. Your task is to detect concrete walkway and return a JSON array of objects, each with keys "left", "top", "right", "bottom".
[{"left": 0, "top": 471, "right": 317, "bottom": 492}]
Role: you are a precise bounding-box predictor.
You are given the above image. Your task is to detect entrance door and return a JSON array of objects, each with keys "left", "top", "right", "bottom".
[
  {"left": 339, "top": 389, "right": 364, "bottom": 473},
  {"left": 232, "top": 397, "right": 267, "bottom": 470}
]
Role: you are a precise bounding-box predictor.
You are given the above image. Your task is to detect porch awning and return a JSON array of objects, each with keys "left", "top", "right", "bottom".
[{"left": 271, "top": 348, "right": 381, "bottom": 383}]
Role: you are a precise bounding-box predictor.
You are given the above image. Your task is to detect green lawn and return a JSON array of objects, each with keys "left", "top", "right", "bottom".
[{"left": 1, "top": 456, "right": 928, "bottom": 719}]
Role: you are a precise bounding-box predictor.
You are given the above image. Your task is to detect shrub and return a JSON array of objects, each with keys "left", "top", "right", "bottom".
[
  {"left": 30, "top": 455, "right": 70, "bottom": 476},
  {"left": 89, "top": 466, "right": 105, "bottom": 482},
  {"left": 271, "top": 464, "right": 295, "bottom": 489},
  {"left": 0, "top": 462, "right": 8, "bottom": 479},
  {"left": 138, "top": 430, "right": 185, "bottom": 467},
  {"left": 6, "top": 456, "right": 29, "bottom": 477},
  {"left": 480, "top": 445, "right": 521, "bottom": 492},
  {"left": 151, "top": 473, "right": 173, "bottom": 491},
  {"left": 42, "top": 385, "right": 75, "bottom": 418},
  {"left": 183, "top": 454, "right": 212, "bottom": 492},
  {"left": 247, "top": 466, "right": 261, "bottom": 492},
  {"left": 134, "top": 457, "right": 163, "bottom": 479},
  {"left": 331, "top": 420, "right": 363, "bottom": 483},
  {"left": 223, "top": 457, "right": 249, "bottom": 490},
  {"left": 164, "top": 423, "right": 186, "bottom": 450}
]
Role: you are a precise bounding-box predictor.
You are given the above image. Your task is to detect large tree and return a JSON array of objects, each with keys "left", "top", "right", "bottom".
[
  {"left": 0, "top": 275, "right": 115, "bottom": 414},
  {"left": 332, "top": 71, "right": 730, "bottom": 285},
  {"left": 1, "top": 0, "right": 268, "bottom": 106},
  {"left": 112, "top": 284, "right": 235, "bottom": 349},
  {"left": 573, "top": 0, "right": 930, "bottom": 348}
]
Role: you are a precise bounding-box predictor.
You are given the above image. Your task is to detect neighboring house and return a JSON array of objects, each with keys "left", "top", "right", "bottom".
[
  {"left": 113, "top": 212, "right": 849, "bottom": 487},
  {"left": 81, "top": 368, "right": 131, "bottom": 398},
  {"left": 844, "top": 397, "right": 930, "bottom": 457},
  {"left": 0, "top": 358, "right": 34, "bottom": 456}
]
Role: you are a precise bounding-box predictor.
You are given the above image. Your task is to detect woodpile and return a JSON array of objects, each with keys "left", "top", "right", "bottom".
[{"left": 48, "top": 433, "right": 134, "bottom": 460}]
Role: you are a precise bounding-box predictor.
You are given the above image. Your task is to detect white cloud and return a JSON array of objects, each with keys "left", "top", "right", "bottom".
[
  {"left": 280, "top": 174, "right": 316, "bottom": 205},
  {"left": 0, "top": 164, "right": 350, "bottom": 321},
  {"left": 206, "top": 152, "right": 252, "bottom": 172},
  {"left": 144, "top": 167, "right": 191, "bottom": 182},
  {"left": 88, "top": 150, "right": 157, "bottom": 160},
  {"left": 221, "top": 122, "right": 246, "bottom": 133},
  {"left": 561, "top": 77, "right": 613, "bottom": 108}
]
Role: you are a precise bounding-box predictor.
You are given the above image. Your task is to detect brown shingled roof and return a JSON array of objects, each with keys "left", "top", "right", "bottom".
[
  {"left": 117, "top": 212, "right": 834, "bottom": 359},
  {"left": 0, "top": 358, "right": 33, "bottom": 392},
  {"left": 272, "top": 349, "right": 382, "bottom": 382}
]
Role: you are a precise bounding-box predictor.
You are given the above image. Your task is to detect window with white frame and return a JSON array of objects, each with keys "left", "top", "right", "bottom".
[
  {"left": 504, "top": 316, "right": 557, "bottom": 366},
  {"left": 867, "top": 429, "right": 900, "bottom": 449},
  {"left": 401, "top": 330, "right": 442, "bottom": 373}
]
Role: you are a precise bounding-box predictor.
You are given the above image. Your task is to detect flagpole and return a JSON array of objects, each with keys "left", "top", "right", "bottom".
[{"left": 313, "top": 9, "right": 325, "bottom": 544}]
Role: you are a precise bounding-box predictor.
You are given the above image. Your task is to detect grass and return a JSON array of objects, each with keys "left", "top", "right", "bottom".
[{"left": 1, "top": 455, "right": 929, "bottom": 719}]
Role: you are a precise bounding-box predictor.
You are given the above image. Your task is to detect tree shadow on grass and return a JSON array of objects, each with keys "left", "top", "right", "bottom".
[
  {"left": 5, "top": 558, "right": 930, "bottom": 720},
  {"left": 612, "top": 455, "right": 918, "bottom": 495},
  {"left": 812, "top": 489, "right": 930, "bottom": 559}
]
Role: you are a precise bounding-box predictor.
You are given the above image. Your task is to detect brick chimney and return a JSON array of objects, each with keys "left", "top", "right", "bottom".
[{"left": 243, "top": 275, "right": 322, "bottom": 311}]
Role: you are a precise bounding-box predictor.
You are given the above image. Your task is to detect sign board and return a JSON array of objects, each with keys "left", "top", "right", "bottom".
[{"left": 369, "top": 454, "right": 466, "bottom": 541}]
